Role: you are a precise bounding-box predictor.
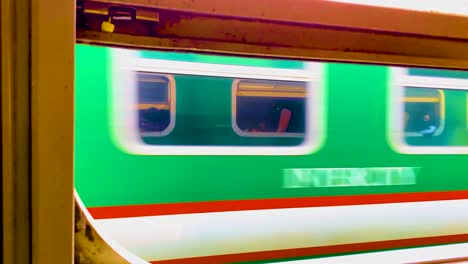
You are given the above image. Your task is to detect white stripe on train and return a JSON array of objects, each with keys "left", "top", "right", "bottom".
[
  {"left": 91, "top": 199, "right": 468, "bottom": 262},
  {"left": 275, "top": 242, "right": 468, "bottom": 264}
]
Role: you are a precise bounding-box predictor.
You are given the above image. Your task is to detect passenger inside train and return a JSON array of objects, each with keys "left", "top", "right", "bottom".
[{"left": 237, "top": 98, "right": 305, "bottom": 134}]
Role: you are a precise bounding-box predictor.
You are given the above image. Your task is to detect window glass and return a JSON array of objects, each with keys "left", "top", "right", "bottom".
[
  {"left": 391, "top": 68, "right": 468, "bottom": 151},
  {"left": 234, "top": 80, "right": 306, "bottom": 136},
  {"left": 137, "top": 73, "right": 173, "bottom": 135},
  {"left": 403, "top": 87, "right": 468, "bottom": 147},
  {"left": 403, "top": 87, "right": 443, "bottom": 136},
  {"left": 136, "top": 74, "right": 310, "bottom": 147}
]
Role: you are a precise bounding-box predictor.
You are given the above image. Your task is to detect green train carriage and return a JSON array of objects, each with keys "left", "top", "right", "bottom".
[{"left": 75, "top": 44, "right": 468, "bottom": 263}]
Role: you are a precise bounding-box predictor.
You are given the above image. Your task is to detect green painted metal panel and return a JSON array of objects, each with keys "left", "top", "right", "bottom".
[{"left": 74, "top": 44, "right": 468, "bottom": 208}]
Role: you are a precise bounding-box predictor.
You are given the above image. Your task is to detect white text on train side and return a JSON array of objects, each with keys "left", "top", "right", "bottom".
[{"left": 283, "top": 167, "right": 418, "bottom": 188}]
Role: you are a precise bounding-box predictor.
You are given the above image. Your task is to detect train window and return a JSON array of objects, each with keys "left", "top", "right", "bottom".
[
  {"left": 137, "top": 72, "right": 175, "bottom": 136},
  {"left": 233, "top": 80, "right": 306, "bottom": 137},
  {"left": 390, "top": 67, "right": 468, "bottom": 153},
  {"left": 403, "top": 88, "right": 444, "bottom": 137},
  {"left": 112, "top": 48, "right": 323, "bottom": 155}
]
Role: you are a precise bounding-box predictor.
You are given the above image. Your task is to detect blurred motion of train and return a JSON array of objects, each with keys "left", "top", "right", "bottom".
[
  {"left": 73, "top": 43, "right": 468, "bottom": 263},
  {"left": 4, "top": 0, "right": 468, "bottom": 263}
]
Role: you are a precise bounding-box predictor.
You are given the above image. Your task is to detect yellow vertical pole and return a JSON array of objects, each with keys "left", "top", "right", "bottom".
[
  {"left": 30, "top": 0, "right": 75, "bottom": 263},
  {"left": 2, "top": 0, "right": 32, "bottom": 262}
]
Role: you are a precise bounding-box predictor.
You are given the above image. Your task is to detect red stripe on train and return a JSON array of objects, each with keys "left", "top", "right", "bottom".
[
  {"left": 88, "top": 190, "right": 468, "bottom": 219},
  {"left": 149, "top": 234, "right": 468, "bottom": 264}
]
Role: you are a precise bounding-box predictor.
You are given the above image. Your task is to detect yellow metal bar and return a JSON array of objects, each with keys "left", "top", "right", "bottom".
[
  {"left": 439, "top": 90, "right": 446, "bottom": 120},
  {"left": 138, "top": 103, "right": 170, "bottom": 110},
  {"left": 239, "top": 84, "right": 305, "bottom": 92},
  {"left": 140, "top": 78, "right": 168, "bottom": 83},
  {"left": 404, "top": 97, "right": 441, "bottom": 103},
  {"left": 237, "top": 91, "right": 305, "bottom": 98},
  {"left": 237, "top": 81, "right": 305, "bottom": 97}
]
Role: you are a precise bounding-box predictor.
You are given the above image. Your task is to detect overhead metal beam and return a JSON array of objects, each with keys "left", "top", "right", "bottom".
[
  {"left": 77, "top": 31, "right": 468, "bottom": 70},
  {"left": 81, "top": 0, "right": 468, "bottom": 40},
  {"left": 77, "top": 0, "right": 468, "bottom": 69},
  {"left": 154, "top": 13, "right": 468, "bottom": 60}
]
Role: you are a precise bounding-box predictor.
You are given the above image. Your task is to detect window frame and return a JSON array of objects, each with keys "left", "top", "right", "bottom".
[
  {"left": 111, "top": 48, "right": 324, "bottom": 155},
  {"left": 136, "top": 72, "right": 176, "bottom": 137},
  {"left": 389, "top": 67, "right": 468, "bottom": 154},
  {"left": 232, "top": 79, "right": 307, "bottom": 138}
]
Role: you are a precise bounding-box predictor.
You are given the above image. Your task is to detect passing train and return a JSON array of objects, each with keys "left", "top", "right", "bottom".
[{"left": 74, "top": 43, "right": 468, "bottom": 263}]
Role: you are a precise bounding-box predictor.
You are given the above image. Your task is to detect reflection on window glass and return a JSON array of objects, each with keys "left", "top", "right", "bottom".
[
  {"left": 235, "top": 80, "right": 306, "bottom": 136},
  {"left": 137, "top": 72, "right": 172, "bottom": 134},
  {"left": 403, "top": 87, "right": 443, "bottom": 137}
]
